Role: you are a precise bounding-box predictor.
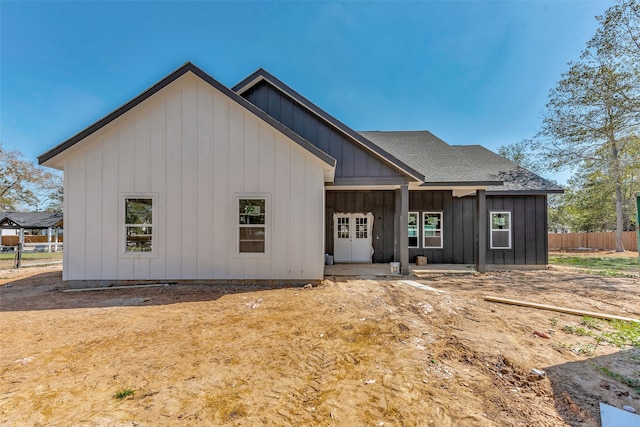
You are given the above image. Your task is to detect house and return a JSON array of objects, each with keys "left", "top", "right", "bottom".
[{"left": 38, "top": 62, "right": 561, "bottom": 285}]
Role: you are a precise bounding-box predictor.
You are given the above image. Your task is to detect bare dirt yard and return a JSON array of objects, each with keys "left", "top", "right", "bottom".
[{"left": 1, "top": 256, "right": 639, "bottom": 426}]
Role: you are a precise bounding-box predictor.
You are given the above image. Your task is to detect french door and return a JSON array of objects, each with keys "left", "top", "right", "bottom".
[{"left": 333, "top": 213, "right": 373, "bottom": 263}]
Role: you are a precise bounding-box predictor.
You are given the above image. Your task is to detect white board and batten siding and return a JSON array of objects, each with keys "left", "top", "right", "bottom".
[{"left": 62, "top": 73, "right": 328, "bottom": 281}]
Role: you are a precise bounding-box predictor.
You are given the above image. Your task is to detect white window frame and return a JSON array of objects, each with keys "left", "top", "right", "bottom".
[
  {"left": 408, "top": 211, "right": 419, "bottom": 248},
  {"left": 422, "top": 212, "right": 443, "bottom": 249},
  {"left": 490, "top": 211, "right": 512, "bottom": 250},
  {"left": 236, "top": 194, "right": 270, "bottom": 257},
  {"left": 120, "top": 194, "right": 157, "bottom": 257}
]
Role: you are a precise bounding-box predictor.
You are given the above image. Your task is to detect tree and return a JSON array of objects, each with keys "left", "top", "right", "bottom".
[
  {"left": 497, "top": 139, "right": 570, "bottom": 232},
  {"left": 0, "top": 143, "right": 62, "bottom": 211},
  {"left": 538, "top": 0, "right": 640, "bottom": 251},
  {"left": 497, "top": 139, "right": 542, "bottom": 173},
  {"left": 588, "top": 0, "right": 640, "bottom": 69}
]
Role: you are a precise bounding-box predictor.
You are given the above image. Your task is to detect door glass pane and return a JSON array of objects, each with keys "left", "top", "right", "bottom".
[
  {"left": 355, "top": 217, "right": 367, "bottom": 239},
  {"left": 337, "top": 217, "right": 349, "bottom": 239}
]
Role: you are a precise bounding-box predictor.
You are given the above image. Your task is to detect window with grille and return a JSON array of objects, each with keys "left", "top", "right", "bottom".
[
  {"left": 408, "top": 212, "right": 419, "bottom": 248},
  {"left": 124, "top": 197, "right": 154, "bottom": 254},
  {"left": 422, "top": 212, "right": 443, "bottom": 248},
  {"left": 238, "top": 198, "right": 267, "bottom": 253},
  {"left": 490, "top": 211, "right": 511, "bottom": 249}
]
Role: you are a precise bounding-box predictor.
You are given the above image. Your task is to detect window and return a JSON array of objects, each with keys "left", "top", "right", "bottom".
[
  {"left": 124, "top": 198, "right": 153, "bottom": 253},
  {"left": 490, "top": 211, "right": 511, "bottom": 249},
  {"left": 423, "top": 212, "right": 443, "bottom": 248},
  {"left": 408, "top": 212, "right": 419, "bottom": 248},
  {"left": 238, "top": 198, "right": 266, "bottom": 253}
]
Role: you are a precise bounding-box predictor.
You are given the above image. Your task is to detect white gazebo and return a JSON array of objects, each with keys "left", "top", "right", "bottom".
[{"left": 0, "top": 212, "right": 64, "bottom": 253}]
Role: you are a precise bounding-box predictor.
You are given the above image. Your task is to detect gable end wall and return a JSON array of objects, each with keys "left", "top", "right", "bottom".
[
  {"left": 242, "top": 81, "right": 404, "bottom": 181},
  {"left": 62, "top": 74, "right": 326, "bottom": 281}
]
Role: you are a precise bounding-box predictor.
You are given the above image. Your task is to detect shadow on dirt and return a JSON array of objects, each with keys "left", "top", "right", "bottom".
[
  {"left": 545, "top": 347, "right": 640, "bottom": 426},
  {"left": 0, "top": 271, "right": 307, "bottom": 312},
  {"left": 430, "top": 269, "right": 639, "bottom": 296}
]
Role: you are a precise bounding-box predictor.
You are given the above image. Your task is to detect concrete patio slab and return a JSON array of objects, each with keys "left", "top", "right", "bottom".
[{"left": 324, "top": 263, "right": 475, "bottom": 277}]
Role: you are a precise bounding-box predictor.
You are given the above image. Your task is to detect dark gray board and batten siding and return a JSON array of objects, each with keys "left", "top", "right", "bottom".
[
  {"left": 327, "top": 191, "right": 548, "bottom": 265},
  {"left": 325, "top": 191, "right": 396, "bottom": 263},
  {"left": 241, "top": 81, "right": 405, "bottom": 181},
  {"left": 409, "top": 191, "right": 476, "bottom": 264},
  {"left": 240, "top": 78, "right": 548, "bottom": 266},
  {"left": 485, "top": 195, "right": 548, "bottom": 265}
]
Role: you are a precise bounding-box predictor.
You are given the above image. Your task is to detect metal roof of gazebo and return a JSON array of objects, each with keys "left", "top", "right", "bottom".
[{"left": 0, "top": 212, "right": 63, "bottom": 229}]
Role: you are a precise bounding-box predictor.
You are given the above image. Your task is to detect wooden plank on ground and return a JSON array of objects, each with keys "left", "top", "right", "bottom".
[{"left": 484, "top": 295, "right": 640, "bottom": 323}]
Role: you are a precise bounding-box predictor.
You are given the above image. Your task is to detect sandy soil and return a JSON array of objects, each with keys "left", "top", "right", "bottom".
[{"left": 1, "top": 261, "right": 639, "bottom": 426}]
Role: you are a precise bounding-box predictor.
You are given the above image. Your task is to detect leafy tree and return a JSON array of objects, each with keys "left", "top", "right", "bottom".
[
  {"left": 588, "top": 0, "right": 640, "bottom": 70},
  {"left": 538, "top": 0, "right": 640, "bottom": 251},
  {"left": 45, "top": 175, "right": 64, "bottom": 212},
  {"left": 497, "top": 139, "right": 542, "bottom": 173},
  {"left": 0, "top": 143, "right": 62, "bottom": 211},
  {"left": 497, "top": 139, "right": 569, "bottom": 232}
]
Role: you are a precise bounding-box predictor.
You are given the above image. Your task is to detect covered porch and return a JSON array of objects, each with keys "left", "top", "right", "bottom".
[{"left": 325, "top": 185, "right": 490, "bottom": 275}]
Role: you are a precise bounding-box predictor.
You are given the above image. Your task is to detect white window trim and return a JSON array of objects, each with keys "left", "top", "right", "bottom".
[
  {"left": 489, "top": 211, "right": 512, "bottom": 250},
  {"left": 422, "top": 211, "right": 443, "bottom": 249},
  {"left": 408, "top": 211, "right": 419, "bottom": 248},
  {"left": 235, "top": 194, "right": 271, "bottom": 258},
  {"left": 119, "top": 193, "right": 158, "bottom": 258}
]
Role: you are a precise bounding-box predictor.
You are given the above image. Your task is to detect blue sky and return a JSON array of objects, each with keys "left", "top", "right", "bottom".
[{"left": 1, "top": 0, "right": 613, "bottom": 180}]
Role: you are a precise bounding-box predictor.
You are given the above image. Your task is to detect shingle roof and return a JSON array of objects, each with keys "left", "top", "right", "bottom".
[
  {"left": 359, "top": 131, "right": 502, "bottom": 185},
  {"left": 452, "top": 145, "right": 563, "bottom": 194},
  {"left": 359, "top": 131, "right": 563, "bottom": 193},
  {"left": 0, "top": 212, "right": 64, "bottom": 228}
]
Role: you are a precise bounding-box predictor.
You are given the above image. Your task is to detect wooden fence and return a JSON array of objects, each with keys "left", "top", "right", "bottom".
[
  {"left": 1, "top": 235, "right": 64, "bottom": 246},
  {"left": 548, "top": 231, "right": 638, "bottom": 252}
]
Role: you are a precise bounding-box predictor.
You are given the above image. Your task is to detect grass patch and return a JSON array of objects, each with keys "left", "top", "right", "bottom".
[
  {"left": 0, "top": 252, "right": 63, "bottom": 269},
  {"left": 599, "top": 320, "right": 640, "bottom": 348},
  {"left": 580, "top": 316, "right": 602, "bottom": 330},
  {"left": 554, "top": 342, "right": 597, "bottom": 355},
  {"left": 113, "top": 388, "right": 135, "bottom": 400},
  {"left": 0, "top": 252, "right": 63, "bottom": 261},
  {"left": 562, "top": 324, "right": 592, "bottom": 337},
  {"left": 596, "top": 366, "right": 640, "bottom": 393},
  {"left": 549, "top": 254, "right": 639, "bottom": 275},
  {"left": 561, "top": 317, "right": 640, "bottom": 349}
]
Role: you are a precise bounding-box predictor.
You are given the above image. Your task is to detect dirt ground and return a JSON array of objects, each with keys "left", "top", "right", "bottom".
[{"left": 1, "top": 258, "right": 639, "bottom": 426}]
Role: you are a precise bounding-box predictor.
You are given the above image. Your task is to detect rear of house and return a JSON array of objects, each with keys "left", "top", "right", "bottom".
[{"left": 39, "top": 62, "right": 561, "bottom": 285}]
